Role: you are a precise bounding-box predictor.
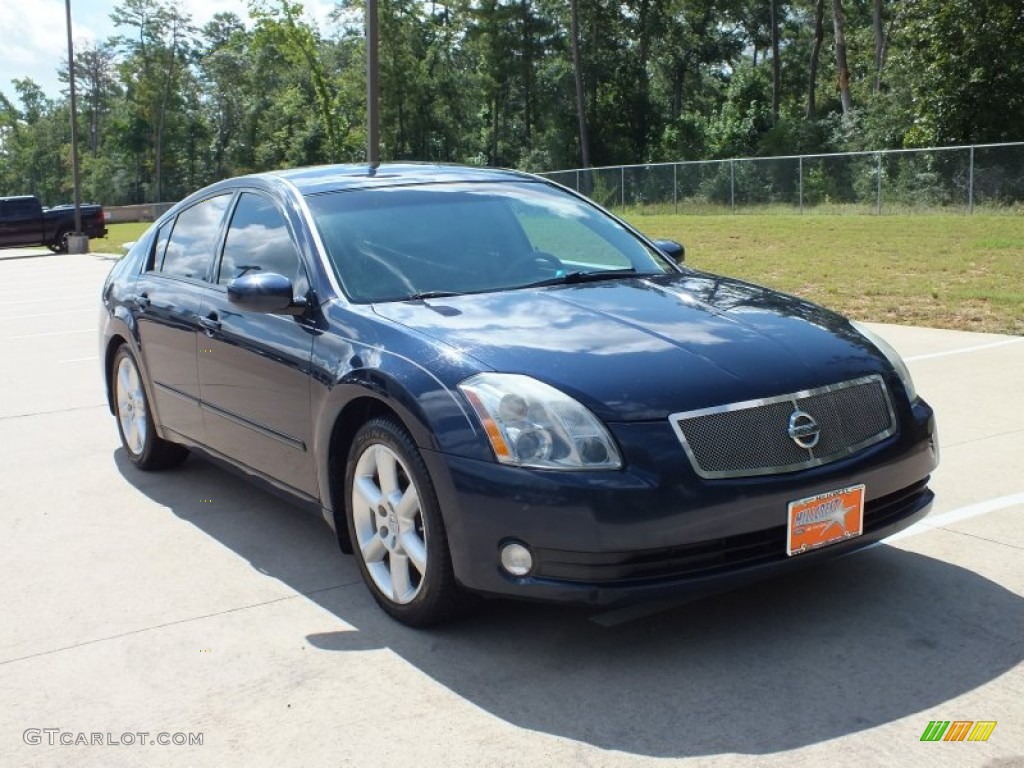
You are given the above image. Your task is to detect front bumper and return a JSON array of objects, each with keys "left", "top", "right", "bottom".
[{"left": 422, "top": 398, "right": 938, "bottom": 605}]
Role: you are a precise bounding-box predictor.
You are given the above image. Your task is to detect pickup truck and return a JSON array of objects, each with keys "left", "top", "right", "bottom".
[{"left": 0, "top": 195, "right": 107, "bottom": 252}]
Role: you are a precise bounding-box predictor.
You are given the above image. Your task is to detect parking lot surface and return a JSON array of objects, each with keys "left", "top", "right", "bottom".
[{"left": 1, "top": 248, "right": 1021, "bottom": 767}]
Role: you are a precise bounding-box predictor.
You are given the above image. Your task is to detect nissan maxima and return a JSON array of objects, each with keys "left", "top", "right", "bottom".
[{"left": 100, "top": 164, "right": 938, "bottom": 626}]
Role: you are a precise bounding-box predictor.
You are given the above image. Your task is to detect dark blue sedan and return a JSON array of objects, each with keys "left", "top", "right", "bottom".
[{"left": 100, "top": 164, "right": 938, "bottom": 626}]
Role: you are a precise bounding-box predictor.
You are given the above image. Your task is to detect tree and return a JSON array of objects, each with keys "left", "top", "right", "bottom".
[
  {"left": 60, "top": 42, "right": 120, "bottom": 155},
  {"left": 890, "top": 0, "right": 1024, "bottom": 146},
  {"left": 831, "top": 0, "right": 852, "bottom": 117},
  {"left": 569, "top": 0, "right": 591, "bottom": 170},
  {"left": 769, "top": 0, "right": 781, "bottom": 121},
  {"left": 112, "top": 0, "right": 197, "bottom": 201},
  {"left": 3, "top": 0, "right": 1023, "bottom": 206},
  {"left": 59, "top": 42, "right": 124, "bottom": 203},
  {"left": 0, "top": 80, "right": 70, "bottom": 203},
  {"left": 197, "top": 13, "right": 251, "bottom": 177},
  {"left": 806, "top": 0, "right": 825, "bottom": 118},
  {"left": 872, "top": 0, "right": 885, "bottom": 94},
  {"left": 251, "top": 1, "right": 348, "bottom": 162}
]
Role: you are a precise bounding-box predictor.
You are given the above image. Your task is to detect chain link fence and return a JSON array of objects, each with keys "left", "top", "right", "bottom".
[{"left": 540, "top": 143, "right": 1024, "bottom": 214}]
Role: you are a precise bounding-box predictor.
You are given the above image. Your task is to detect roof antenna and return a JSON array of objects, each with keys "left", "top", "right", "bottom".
[{"left": 366, "top": 0, "right": 380, "bottom": 176}]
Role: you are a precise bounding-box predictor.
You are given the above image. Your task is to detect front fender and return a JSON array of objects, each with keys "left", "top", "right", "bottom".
[{"left": 310, "top": 331, "right": 493, "bottom": 523}]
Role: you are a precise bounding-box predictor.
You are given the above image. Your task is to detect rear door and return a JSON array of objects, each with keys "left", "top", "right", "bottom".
[
  {"left": 133, "top": 194, "right": 233, "bottom": 442},
  {"left": 196, "top": 190, "right": 318, "bottom": 497}
]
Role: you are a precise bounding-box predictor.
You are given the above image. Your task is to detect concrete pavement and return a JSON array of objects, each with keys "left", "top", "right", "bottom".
[{"left": 0, "top": 250, "right": 1021, "bottom": 767}]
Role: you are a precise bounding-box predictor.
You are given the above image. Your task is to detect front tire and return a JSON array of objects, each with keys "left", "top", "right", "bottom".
[
  {"left": 112, "top": 345, "right": 189, "bottom": 470},
  {"left": 345, "top": 416, "right": 473, "bottom": 627}
]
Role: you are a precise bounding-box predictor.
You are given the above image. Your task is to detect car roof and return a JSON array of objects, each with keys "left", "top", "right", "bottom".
[{"left": 252, "top": 163, "right": 539, "bottom": 196}]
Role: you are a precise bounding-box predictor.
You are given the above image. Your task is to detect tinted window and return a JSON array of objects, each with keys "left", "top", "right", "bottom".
[
  {"left": 4, "top": 198, "right": 39, "bottom": 218},
  {"left": 150, "top": 221, "right": 173, "bottom": 272},
  {"left": 161, "top": 195, "right": 231, "bottom": 280},
  {"left": 218, "top": 193, "right": 305, "bottom": 288},
  {"left": 517, "top": 211, "right": 628, "bottom": 267},
  {"left": 307, "top": 182, "right": 671, "bottom": 302}
]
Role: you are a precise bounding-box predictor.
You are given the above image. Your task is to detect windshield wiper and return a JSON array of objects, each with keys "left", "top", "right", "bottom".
[
  {"left": 518, "top": 267, "right": 640, "bottom": 289},
  {"left": 403, "top": 269, "right": 643, "bottom": 300},
  {"left": 404, "top": 290, "right": 464, "bottom": 301}
]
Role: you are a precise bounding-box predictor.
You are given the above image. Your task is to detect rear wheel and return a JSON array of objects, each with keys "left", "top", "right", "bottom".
[
  {"left": 112, "top": 345, "right": 188, "bottom": 470},
  {"left": 48, "top": 227, "right": 71, "bottom": 253},
  {"left": 345, "top": 416, "right": 473, "bottom": 627}
]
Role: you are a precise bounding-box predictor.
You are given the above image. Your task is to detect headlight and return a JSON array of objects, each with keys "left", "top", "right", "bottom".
[
  {"left": 850, "top": 320, "right": 917, "bottom": 402},
  {"left": 459, "top": 373, "right": 622, "bottom": 470}
]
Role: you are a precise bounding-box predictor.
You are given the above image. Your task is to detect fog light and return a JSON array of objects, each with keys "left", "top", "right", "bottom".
[{"left": 500, "top": 542, "right": 533, "bottom": 576}]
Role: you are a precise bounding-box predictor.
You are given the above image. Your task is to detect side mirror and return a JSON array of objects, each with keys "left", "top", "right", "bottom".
[
  {"left": 227, "top": 272, "right": 307, "bottom": 315},
  {"left": 653, "top": 239, "right": 685, "bottom": 264}
]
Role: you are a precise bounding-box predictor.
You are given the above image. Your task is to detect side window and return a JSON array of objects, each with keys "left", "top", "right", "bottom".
[
  {"left": 2, "top": 198, "right": 38, "bottom": 220},
  {"left": 161, "top": 195, "right": 232, "bottom": 280},
  {"left": 149, "top": 220, "right": 173, "bottom": 271},
  {"left": 11, "top": 199, "right": 37, "bottom": 218},
  {"left": 218, "top": 193, "right": 305, "bottom": 289}
]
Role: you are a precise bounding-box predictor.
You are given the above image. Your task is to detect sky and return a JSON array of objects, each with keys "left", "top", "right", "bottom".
[{"left": 0, "top": 0, "right": 336, "bottom": 104}]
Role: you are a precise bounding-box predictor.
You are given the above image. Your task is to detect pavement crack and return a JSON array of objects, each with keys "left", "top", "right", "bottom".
[
  {"left": 943, "top": 426, "right": 1024, "bottom": 450},
  {"left": 0, "top": 403, "right": 106, "bottom": 422},
  {"left": 0, "top": 579, "right": 363, "bottom": 666},
  {"left": 936, "top": 527, "right": 1024, "bottom": 551}
]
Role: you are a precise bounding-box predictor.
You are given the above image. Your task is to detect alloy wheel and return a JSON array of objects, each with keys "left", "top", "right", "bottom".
[
  {"left": 350, "top": 443, "right": 428, "bottom": 605},
  {"left": 115, "top": 355, "right": 149, "bottom": 456}
]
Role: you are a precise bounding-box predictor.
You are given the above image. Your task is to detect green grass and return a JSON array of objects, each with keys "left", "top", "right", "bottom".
[
  {"left": 617, "top": 202, "right": 1024, "bottom": 217},
  {"left": 92, "top": 222, "right": 151, "bottom": 254},
  {"left": 97, "top": 217, "right": 1023, "bottom": 334},
  {"left": 623, "top": 213, "right": 1024, "bottom": 335}
]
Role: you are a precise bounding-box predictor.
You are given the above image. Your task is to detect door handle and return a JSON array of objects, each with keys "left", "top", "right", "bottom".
[
  {"left": 198, "top": 314, "right": 221, "bottom": 334},
  {"left": 135, "top": 293, "right": 150, "bottom": 310}
]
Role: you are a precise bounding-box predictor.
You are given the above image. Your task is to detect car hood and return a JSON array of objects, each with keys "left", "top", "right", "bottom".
[{"left": 372, "top": 272, "right": 890, "bottom": 421}]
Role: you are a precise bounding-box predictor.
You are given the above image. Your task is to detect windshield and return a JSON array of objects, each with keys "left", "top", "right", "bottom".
[{"left": 305, "top": 181, "right": 674, "bottom": 303}]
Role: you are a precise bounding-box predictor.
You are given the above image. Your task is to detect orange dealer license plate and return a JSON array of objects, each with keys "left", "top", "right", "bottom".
[{"left": 786, "top": 484, "right": 865, "bottom": 556}]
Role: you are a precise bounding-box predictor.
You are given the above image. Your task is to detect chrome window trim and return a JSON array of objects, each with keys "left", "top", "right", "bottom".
[{"left": 668, "top": 374, "right": 898, "bottom": 480}]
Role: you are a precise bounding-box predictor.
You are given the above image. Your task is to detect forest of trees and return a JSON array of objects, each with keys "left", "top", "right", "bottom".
[{"left": 0, "top": 0, "right": 1021, "bottom": 206}]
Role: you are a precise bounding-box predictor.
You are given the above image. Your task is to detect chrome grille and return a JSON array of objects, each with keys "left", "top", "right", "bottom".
[{"left": 670, "top": 375, "right": 896, "bottom": 479}]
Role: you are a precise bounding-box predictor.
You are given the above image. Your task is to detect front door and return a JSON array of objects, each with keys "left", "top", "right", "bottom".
[{"left": 196, "top": 191, "right": 318, "bottom": 497}]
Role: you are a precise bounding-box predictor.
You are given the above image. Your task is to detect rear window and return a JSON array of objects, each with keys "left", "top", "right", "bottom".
[{"left": 159, "top": 195, "right": 232, "bottom": 280}]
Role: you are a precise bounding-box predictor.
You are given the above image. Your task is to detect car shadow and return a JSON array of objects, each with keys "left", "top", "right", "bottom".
[{"left": 115, "top": 449, "right": 1023, "bottom": 758}]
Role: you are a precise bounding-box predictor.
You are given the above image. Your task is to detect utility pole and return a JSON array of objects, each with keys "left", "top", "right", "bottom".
[
  {"left": 366, "top": 0, "right": 380, "bottom": 172},
  {"left": 64, "top": 0, "right": 87, "bottom": 253}
]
